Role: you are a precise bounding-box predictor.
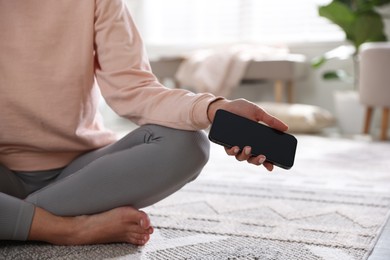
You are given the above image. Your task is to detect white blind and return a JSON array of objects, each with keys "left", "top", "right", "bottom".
[{"left": 133, "top": 0, "right": 344, "bottom": 45}]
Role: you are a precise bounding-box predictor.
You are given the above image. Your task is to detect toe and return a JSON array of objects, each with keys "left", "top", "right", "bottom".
[
  {"left": 127, "top": 233, "right": 149, "bottom": 246},
  {"left": 138, "top": 211, "right": 151, "bottom": 229}
]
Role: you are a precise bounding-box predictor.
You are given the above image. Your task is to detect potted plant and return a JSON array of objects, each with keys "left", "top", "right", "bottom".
[{"left": 312, "top": 0, "right": 390, "bottom": 134}]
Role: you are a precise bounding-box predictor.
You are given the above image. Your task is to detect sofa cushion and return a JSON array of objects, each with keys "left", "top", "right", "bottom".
[{"left": 257, "top": 102, "right": 335, "bottom": 133}]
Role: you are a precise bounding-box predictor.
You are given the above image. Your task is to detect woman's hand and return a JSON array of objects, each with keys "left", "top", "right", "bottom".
[{"left": 207, "top": 98, "right": 288, "bottom": 171}]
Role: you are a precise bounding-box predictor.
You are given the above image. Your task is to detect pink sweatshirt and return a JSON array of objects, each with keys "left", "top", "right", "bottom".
[{"left": 0, "top": 0, "right": 220, "bottom": 171}]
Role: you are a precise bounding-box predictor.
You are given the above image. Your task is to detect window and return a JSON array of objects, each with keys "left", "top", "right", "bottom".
[{"left": 131, "top": 0, "right": 344, "bottom": 45}]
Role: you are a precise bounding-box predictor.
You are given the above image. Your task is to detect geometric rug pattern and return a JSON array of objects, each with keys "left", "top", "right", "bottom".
[
  {"left": 145, "top": 179, "right": 389, "bottom": 260},
  {"left": 1, "top": 135, "right": 390, "bottom": 260}
]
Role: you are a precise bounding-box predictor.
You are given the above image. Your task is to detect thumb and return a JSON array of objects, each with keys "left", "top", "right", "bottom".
[{"left": 256, "top": 108, "right": 288, "bottom": 132}]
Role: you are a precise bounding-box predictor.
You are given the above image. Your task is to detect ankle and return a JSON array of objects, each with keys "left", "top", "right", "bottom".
[
  {"left": 57, "top": 215, "right": 84, "bottom": 245},
  {"left": 28, "top": 207, "right": 79, "bottom": 245}
]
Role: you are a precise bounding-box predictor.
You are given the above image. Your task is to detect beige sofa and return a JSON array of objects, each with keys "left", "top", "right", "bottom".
[{"left": 150, "top": 54, "right": 308, "bottom": 103}]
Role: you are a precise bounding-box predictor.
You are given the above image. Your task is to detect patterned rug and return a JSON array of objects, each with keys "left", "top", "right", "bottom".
[{"left": 1, "top": 135, "right": 390, "bottom": 260}]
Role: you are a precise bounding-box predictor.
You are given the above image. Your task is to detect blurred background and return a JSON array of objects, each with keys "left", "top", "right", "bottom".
[{"left": 103, "top": 0, "right": 390, "bottom": 138}]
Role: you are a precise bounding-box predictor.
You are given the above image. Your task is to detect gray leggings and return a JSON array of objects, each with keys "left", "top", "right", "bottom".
[{"left": 0, "top": 125, "right": 210, "bottom": 241}]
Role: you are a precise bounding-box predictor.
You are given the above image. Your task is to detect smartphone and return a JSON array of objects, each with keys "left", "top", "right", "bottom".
[{"left": 208, "top": 109, "right": 297, "bottom": 169}]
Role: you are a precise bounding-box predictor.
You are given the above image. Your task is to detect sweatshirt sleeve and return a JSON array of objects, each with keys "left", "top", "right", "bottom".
[{"left": 94, "top": 0, "right": 221, "bottom": 130}]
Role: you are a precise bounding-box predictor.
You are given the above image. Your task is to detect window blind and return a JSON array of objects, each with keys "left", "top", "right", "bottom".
[{"left": 130, "top": 0, "right": 344, "bottom": 45}]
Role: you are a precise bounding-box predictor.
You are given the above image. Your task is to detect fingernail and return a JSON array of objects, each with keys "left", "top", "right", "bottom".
[{"left": 259, "top": 156, "right": 266, "bottom": 164}]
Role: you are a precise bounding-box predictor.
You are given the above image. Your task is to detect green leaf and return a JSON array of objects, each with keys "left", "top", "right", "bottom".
[
  {"left": 311, "top": 56, "right": 326, "bottom": 68},
  {"left": 371, "top": 0, "right": 390, "bottom": 7},
  {"left": 319, "top": 1, "right": 388, "bottom": 50},
  {"left": 311, "top": 45, "right": 355, "bottom": 68},
  {"left": 351, "top": 10, "right": 387, "bottom": 49},
  {"left": 323, "top": 70, "right": 353, "bottom": 83},
  {"left": 339, "top": 0, "right": 390, "bottom": 10},
  {"left": 356, "top": 0, "right": 380, "bottom": 11},
  {"left": 335, "top": 0, "right": 355, "bottom": 9},
  {"left": 319, "top": 1, "right": 356, "bottom": 36}
]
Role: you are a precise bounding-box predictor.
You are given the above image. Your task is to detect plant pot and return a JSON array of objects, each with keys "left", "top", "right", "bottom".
[{"left": 333, "top": 90, "right": 365, "bottom": 135}]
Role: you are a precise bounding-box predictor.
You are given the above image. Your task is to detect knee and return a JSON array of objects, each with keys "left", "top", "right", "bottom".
[
  {"left": 174, "top": 129, "right": 210, "bottom": 182},
  {"left": 177, "top": 130, "right": 210, "bottom": 170},
  {"left": 151, "top": 126, "right": 210, "bottom": 180}
]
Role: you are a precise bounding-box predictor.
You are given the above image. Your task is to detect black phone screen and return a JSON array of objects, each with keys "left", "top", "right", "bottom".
[{"left": 208, "top": 109, "right": 297, "bottom": 169}]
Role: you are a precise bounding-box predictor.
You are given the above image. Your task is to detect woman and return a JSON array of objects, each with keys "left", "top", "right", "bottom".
[{"left": 0, "top": 0, "right": 287, "bottom": 246}]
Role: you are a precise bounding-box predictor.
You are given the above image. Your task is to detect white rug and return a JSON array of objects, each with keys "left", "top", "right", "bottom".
[{"left": 1, "top": 135, "right": 390, "bottom": 260}]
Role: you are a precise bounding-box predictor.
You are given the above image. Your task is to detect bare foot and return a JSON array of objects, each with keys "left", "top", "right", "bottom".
[
  {"left": 28, "top": 206, "right": 154, "bottom": 246},
  {"left": 74, "top": 207, "right": 154, "bottom": 245}
]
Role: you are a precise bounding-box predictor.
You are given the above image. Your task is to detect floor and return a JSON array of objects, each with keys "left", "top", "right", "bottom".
[
  {"left": 368, "top": 215, "right": 390, "bottom": 260},
  {"left": 322, "top": 128, "right": 390, "bottom": 259},
  {"left": 291, "top": 130, "right": 390, "bottom": 260},
  {"left": 317, "top": 128, "right": 390, "bottom": 260}
]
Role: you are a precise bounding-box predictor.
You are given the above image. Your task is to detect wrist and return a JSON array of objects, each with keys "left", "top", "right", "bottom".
[{"left": 207, "top": 98, "right": 229, "bottom": 123}]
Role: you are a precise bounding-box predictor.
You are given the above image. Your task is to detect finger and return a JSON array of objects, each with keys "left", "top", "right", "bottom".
[
  {"left": 236, "top": 146, "right": 252, "bottom": 161},
  {"left": 263, "top": 161, "right": 274, "bottom": 171},
  {"left": 225, "top": 146, "right": 240, "bottom": 156},
  {"left": 256, "top": 109, "right": 288, "bottom": 132},
  {"left": 247, "top": 155, "right": 266, "bottom": 166}
]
